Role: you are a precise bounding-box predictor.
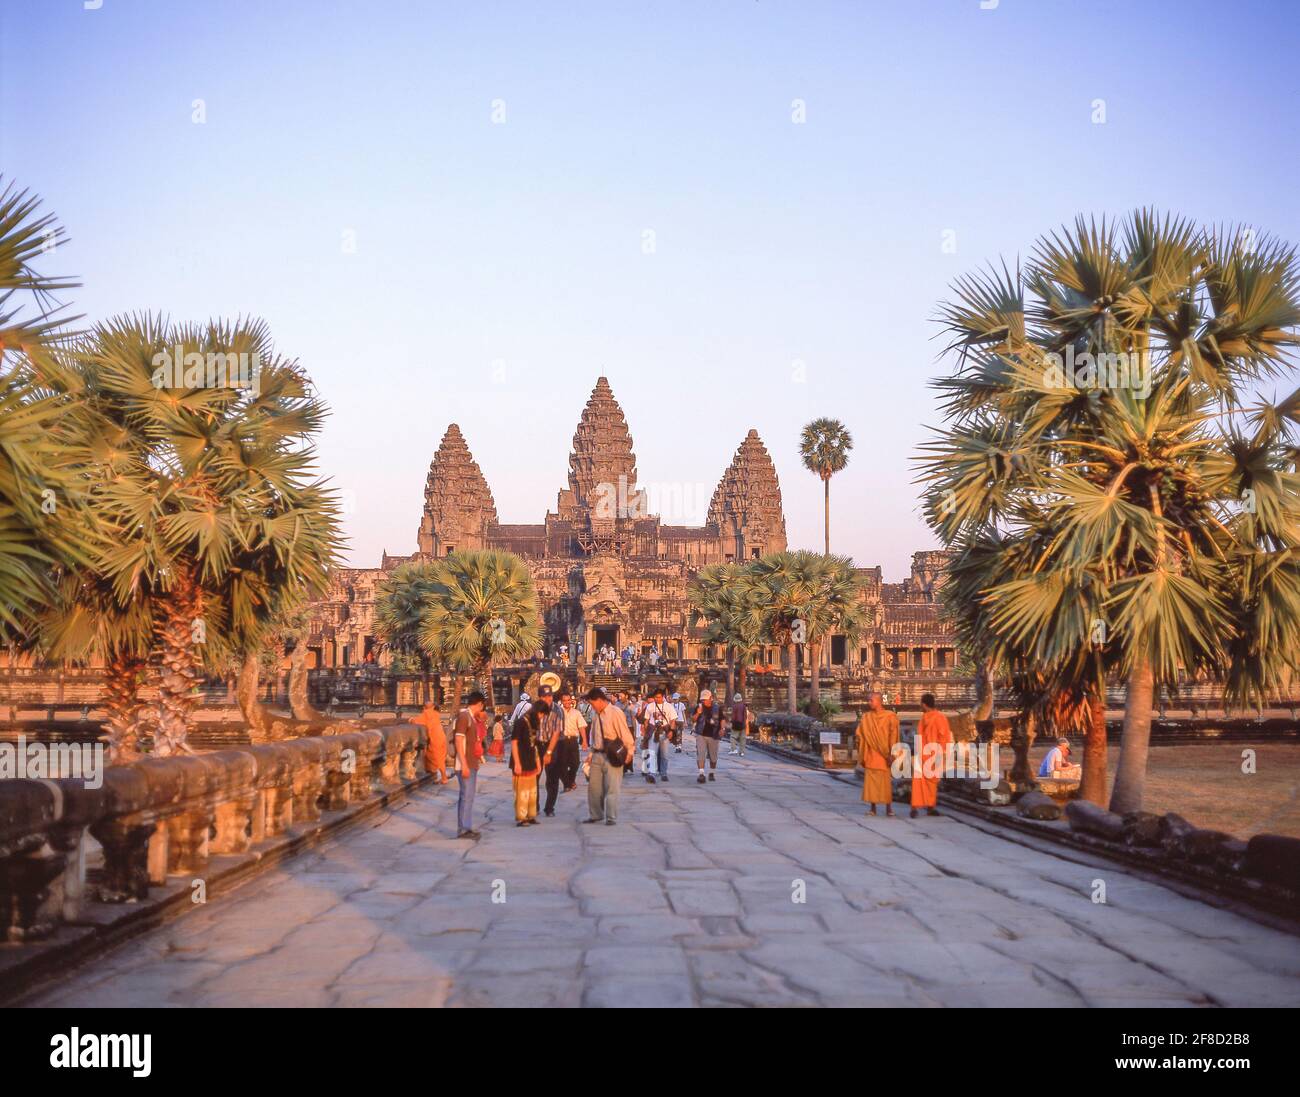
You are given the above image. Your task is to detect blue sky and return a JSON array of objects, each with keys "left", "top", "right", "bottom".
[{"left": 3, "top": 0, "right": 1298, "bottom": 576}]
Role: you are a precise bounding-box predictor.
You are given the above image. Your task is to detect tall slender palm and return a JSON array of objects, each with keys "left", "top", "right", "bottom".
[
  {"left": 417, "top": 549, "right": 541, "bottom": 713},
  {"left": 799, "top": 418, "right": 853, "bottom": 554},
  {"left": 919, "top": 211, "right": 1300, "bottom": 811}
]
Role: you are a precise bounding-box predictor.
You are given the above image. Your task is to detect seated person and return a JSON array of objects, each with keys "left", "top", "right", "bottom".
[{"left": 1038, "top": 736, "right": 1081, "bottom": 779}]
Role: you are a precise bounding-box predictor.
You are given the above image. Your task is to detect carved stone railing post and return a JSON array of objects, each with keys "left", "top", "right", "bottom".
[
  {"left": 245, "top": 744, "right": 294, "bottom": 841},
  {"left": 376, "top": 734, "right": 401, "bottom": 788},
  {"left": 346, "top": 731, "right": 382, "bottom": 801},
  {"left": 318, "top": 739, "right": 351, "bottom": 812},
  {"left": 397, "top": 725, "right": 422, "bottom": 782},
  {"left": 0, "top": 837, "right": 66, "bottom": 942},
  {"left": 208, "top": 751, "right": 258, "bottom": 855},
  {"left": 91, "top": 815, "right": 156, "bottom": 902},
  {"left": 289, "top": 740, "right": 326, "bottom": 823}
]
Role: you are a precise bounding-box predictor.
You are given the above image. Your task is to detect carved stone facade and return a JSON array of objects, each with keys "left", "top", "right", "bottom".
[{"left": 305, "top": 377, "right": 957, "bottom": 675}]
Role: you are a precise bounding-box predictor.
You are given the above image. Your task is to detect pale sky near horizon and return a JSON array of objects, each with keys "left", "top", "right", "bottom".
[{"left": 3, "top": 0, "right": 1298, "bottom": 579}]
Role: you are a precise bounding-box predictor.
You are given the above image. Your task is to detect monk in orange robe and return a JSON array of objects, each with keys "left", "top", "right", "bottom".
[
  {"left": 911, "top": 692, "right": 952, "bottom": 817},
  {"left": 855, "top": 692, "right": 899, "bottom": 816},
  {"left": 413, "top": 702, "right": 448, "bottom": 783}
]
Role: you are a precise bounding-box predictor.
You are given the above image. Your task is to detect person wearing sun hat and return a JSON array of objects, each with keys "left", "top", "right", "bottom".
[{"left": 691, "top": 688, "right": 723, "bottom": 784}]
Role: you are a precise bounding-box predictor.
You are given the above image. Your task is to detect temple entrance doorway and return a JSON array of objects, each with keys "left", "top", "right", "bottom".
[{"left": 594, "top": 625, "right": 619, "bottom": 652}]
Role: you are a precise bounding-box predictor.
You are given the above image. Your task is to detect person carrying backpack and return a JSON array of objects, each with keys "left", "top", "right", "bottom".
[
  {"left": 729, "top": 693, "right": 750, "bottom": 757},
  {"left": 583, "top": 687, "right": 636, "bottom": 825},
  {"left": 693, "top": 689, "right": 723, "bottom": 784}
]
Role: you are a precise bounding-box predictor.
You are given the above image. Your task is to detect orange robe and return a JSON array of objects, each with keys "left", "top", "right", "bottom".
[
  {"left": 912, "top": 709, "right": 953, "bottom": 808},
  {"left": 856, "top": 709, "right": 899, "bottom": 805},
  {"left": 413, "top": 708, "right": 447, "bottom": 779}
]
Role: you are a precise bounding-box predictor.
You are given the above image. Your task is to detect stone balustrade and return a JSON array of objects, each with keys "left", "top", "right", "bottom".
[
  {"left": 0, "top": 723, "right": 426, "bottom": 943},
  {"left": 753, "top": 712, "right": 860, "bottom": 768}
]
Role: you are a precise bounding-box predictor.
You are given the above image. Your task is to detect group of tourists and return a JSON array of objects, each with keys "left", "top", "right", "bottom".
[
  {"left": 594, "top": 643, "right": 663, "bottom": 676},
  {"left": 412, "top": 683, "right": 755, "bottom": 839}
]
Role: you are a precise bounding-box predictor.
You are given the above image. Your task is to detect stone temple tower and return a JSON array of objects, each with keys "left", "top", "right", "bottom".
[
  {"left": 555, "top": 376, "right": 646, "bottom": 554},
  {"left": 416, "top": 423, "right": 498, "bottom": 556},
  {"left": 708, "top": 429, "right": 787, "bottom": 562}
]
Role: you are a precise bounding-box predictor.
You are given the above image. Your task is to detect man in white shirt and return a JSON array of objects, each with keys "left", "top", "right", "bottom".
[
  {"left": 640, "top": 685, "right": 680, "bottom": 784},
  {"left": 671, "top": 692, "right": 687, "bottom": 752}
]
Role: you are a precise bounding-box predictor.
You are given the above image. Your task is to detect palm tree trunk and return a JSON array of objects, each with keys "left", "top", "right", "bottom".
[
  {"left": 809, "top": 638, "right": 822, "bottom": 717},
  {"left": 974, "top": 659, "right": 994, "bottom": 722},
  {"left": 823, "top": 476, "right": 830, "bottom": 554},
  {"left": 419, "top": 653, "right": 431, "bottom": 706},
  {"left": 737, "top": 658, "right": 748, "bottom": 698},
  {"left": 482, "top": 658, "right": 495, "bottom": 716},
  {"left": 786, "top": 642, "right": 797, "bottom": 714},
  {"left": 725, "top": 645, "right": 735, "bottom": 708},
  {"left": 1110, "top": 655, "right": 1154, "bottom": 814},
  {"left": 103, "top": 652, "right": 145, "bottom": 764},
  {"left": 237, "top": 650, "right": 271, "bottom": 740},
  {"left": 288, "top": 634, "right": 321, "bottom": 721},
  {"left": 1081, "top": 686, "right": 1108, "bottom": 806},
  {"left": 153, "top": 564, "right": 203, "bottom": 756}
]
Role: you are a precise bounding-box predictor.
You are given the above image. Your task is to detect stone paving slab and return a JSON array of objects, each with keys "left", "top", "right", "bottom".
[{"left": 20, "top": 737, "right": 1300, "bottom": 1008}]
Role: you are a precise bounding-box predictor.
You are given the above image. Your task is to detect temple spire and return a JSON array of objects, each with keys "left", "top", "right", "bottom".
[
  {"left": 709, "top": 429, "right": 787, "bottom": 559},
  {"left": 417, "top": 423, "right": 498, "bottom": 556}
]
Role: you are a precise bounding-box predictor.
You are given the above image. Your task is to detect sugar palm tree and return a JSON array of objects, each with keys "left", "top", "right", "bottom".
[
  {"left": 741, "top": 550, "right": 864, "bottom": 714},
  {"left": 376, "top": 560, "right": 443, "bottom": 704},
  {"left": 417, "top": 549, "right": 541, "bottom": 713},
  {"left": 793, "top": 553, "right": 867, "bottom": 716},
  {"left": 688, "top": 563, "right": 763, "bottom": 702},
  {"left": 919, "top": 211, "right": 1300, "bottom": 812},
  {"left": 0, "top": 179, "right": 97, "bottom": 642},
  {"left": 800, "top": 418, "right": 853, "bottom": 554},
  {"left": 742, "top": 552, "right": 804, "bottom": 713},
  {"left": 36, "top": 569, "right": 154, "bottom": 761},
  {"left": 73, "top": 314, "right": 342, "bottom": 753}
]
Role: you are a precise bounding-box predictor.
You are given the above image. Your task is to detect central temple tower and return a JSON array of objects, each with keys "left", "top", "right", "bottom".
[{"left": 553, "top": 377, "right": 647, "bottom": 554}]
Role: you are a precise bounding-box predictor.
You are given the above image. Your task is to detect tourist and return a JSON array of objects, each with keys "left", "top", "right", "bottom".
[
  {"left": 912, "top": 692, "right": 953, "bottom": 818},
  {"left": 413, "top": 701, "right": 449, "bottom": 783},
  {"left": 560, "top": 687, "right": 588, "bottom": 788},
  {"left": 728, "top": 692, "right": 750, "bottom": 756},
  {"left": 641, "top": 684, "right": 678, "bottom": 783},
  {"left": 855, "top": 691, "right": 899, "bottom": 817},
  {"left": 530, "top": 685, "right": 561, "bottom": 806},
  {"left": 584, "top": 687, "right": 635, "bottom": 825},
  {"left": 453, "top": 690, "right": 488, "bottom": 839},
  {"left": 1038, "top": 737, "right": 1079, "bottom": 779},
  {"left": 671, "top": 692, "right": 686, "bottom": 752},
  {"left": 559, "top": 642, "right": 569, "bottom": 667},
  {"left": 543, "top": 686, "right": 587, "bottom": 815},
  {"left": 692, "top": 689, "right": 723, "bottom": 783},
  {"left": 510, "top": 690, "right": 532, "bottom": 724},
  {"left": 616, "top": 690, "right": 637, "bottom": 774},
  {"left": 510, "top": 695, "right": 548, "bottom": 827},
  {"left": 489, "top": 712, "right": 506, "bottom": 762}
]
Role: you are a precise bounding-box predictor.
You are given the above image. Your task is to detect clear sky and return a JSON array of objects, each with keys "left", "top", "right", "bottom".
[{"left": 3, "top": 0, "right": 1298, "bottom": 578}]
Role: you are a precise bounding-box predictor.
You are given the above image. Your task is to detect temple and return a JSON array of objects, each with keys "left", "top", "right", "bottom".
[{"left": 306, "top": 378, "right": 956, "bottom": 677}]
